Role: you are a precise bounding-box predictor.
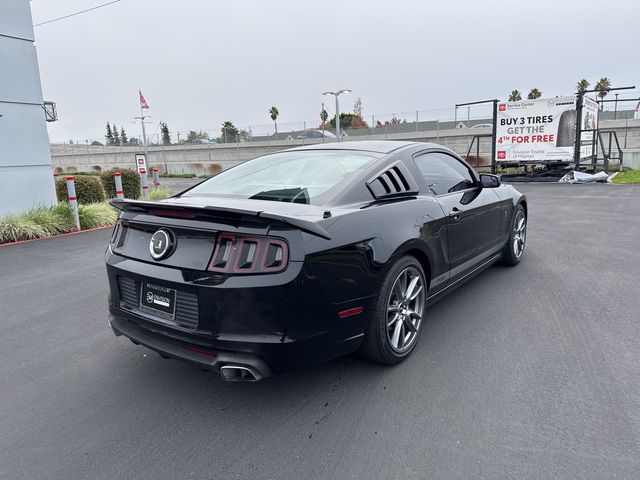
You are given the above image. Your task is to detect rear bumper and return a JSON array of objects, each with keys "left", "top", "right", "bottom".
[
  {"left": 108, "top": 311, "right": 273, "bottom": 379},
  {"left": 108, "top": 306, "right": 365, "bottom": 378}
]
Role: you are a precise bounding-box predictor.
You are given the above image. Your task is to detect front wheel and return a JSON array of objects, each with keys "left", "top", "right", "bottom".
[
  {"left": 359, "top": 256, "right": 427, "bottom": 365},
  {"left": 501, "top": 204, "right": 526, "bottom": 266}
]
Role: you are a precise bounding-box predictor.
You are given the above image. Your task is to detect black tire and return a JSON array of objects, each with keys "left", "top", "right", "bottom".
[
  {"left": 501, "top": 204, "right": 526, "bottom": 266},
  {"left": 359, "top": 255, "right": 427, "bottom": 365}
]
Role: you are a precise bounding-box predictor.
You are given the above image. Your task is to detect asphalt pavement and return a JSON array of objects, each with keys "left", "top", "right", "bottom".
[{"left": 1, "top": 184, "right": 639, "bottom": 479}]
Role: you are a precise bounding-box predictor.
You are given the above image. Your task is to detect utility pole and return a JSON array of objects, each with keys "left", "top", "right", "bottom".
[{"left": 134, "top": 107, "right": 150, "bottom": 156}]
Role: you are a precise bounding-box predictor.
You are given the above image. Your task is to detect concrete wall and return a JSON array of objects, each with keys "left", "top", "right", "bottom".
[
  {"left": 50, "top": 127, "right": 498, "bottom": 175},
  {"left": 0, "top": 0, "right": 56, "bottom": 216},
  {"left": 50, "top": 119, "right": 640, "bottom": 175}
]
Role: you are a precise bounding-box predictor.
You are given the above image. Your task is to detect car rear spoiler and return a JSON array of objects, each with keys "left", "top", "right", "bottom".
[{"left": 110, "top": 199, "right": 332, "bottom": 240}]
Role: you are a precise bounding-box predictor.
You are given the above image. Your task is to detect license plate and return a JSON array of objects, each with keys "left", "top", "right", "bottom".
[{"left": 140, "top": 283, "right": 176, "bottom": 320}]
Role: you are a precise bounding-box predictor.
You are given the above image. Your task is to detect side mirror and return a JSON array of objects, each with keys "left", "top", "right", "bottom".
[{"left": 480, "top": 174, "right": 501, "bottom": 188}]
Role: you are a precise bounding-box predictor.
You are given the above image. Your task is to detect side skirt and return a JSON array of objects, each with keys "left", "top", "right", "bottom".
[{"left": 426, "top": 252, "right": 503, "bottom": 305}]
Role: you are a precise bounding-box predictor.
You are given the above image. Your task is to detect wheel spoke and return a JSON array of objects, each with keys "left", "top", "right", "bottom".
[
  {"left": 404, "top": 276, "right": 419, "bottom": 301},
  {"left": 408, "top": 285, "right": 423, "bottom": 301},
  {"left": 516, "top": 217, "right": 525, "bottom": 232},
  {"left": 403, "top": 316, "right": 418, "bottom": 333},
  {"left": 388, "top": 303, "right": 401, "bottom": 313},
  {"left": 513, "top": 239, "right": 519, "bottom": 255},
  {"left": 391, "top": 319, "right": 402, "bottom": 348},
  {"left": 397, "top": 322, "right": 405, "bottom": 349},
  {"left": 399, "top": 271, "right": 407, "bottom": 297},
  {"left": 387, "top": 313, "right": 400, "bottom": 328}
]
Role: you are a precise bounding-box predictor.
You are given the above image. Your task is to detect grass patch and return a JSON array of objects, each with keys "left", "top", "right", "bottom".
[
  {"left": 611, "top": 170, "right": 640, "bottom": 184},
  {"left": 78, "top": 203, "right": 118, "bottom": 229},
  {"left": 146, "top": 186, "right": 172, "bottom": 201},
  {"left": 0, "top": 202, "right": 117, "bottom": 244},
  {"left": 159, "top": 173, "right": 196, "bottom": 178}
]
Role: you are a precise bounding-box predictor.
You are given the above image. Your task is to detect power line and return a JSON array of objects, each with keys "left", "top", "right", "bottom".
[{"left": 33, "top": 0, "right": 122, "bottom": 27}]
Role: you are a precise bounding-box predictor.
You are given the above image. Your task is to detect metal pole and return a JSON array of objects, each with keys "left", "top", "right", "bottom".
[
  {"left": 66, "top": 176, "right": 81, "bottom": 230},
  {"left": 416, "top": 110, "right": 419, "bottom": 133},
  {"left": 152, "top": 168, "right": 160, "bottom": 188},
  {"left": 614, "top": 93, "right": 618, "bottom": 119},
  {"left": 140, "top": 107, "right": 148, "bottom": 156},
  {"left": 574, "top": 92, "right": 584, "bottom": 171},
  {"left": 335, "top": 94, "right": 341, "bottom": 141},
  {"left": 490, "top": 100, "right": 498, "bottom": 175},
  {"left": 114, "top": 172, "right": 124, "bottom": 199}
]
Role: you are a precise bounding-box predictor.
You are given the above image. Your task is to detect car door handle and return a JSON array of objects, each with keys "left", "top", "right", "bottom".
[{"left": 448, "top": 208, "right": 461, "bottom": 220}]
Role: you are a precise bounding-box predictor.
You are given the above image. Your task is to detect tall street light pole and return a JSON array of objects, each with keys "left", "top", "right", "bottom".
[{"left": 323, "top": 89, "right": 351, "bottom": 141}]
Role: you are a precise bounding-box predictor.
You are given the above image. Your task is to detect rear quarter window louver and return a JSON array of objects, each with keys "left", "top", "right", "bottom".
[{"left": 366, "top": 161, "right": 419, "bottom": 199}]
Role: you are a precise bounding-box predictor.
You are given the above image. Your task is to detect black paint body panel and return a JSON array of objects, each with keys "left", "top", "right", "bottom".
[{"left": 106, "top": 141, "right": 526, "bottom": 375}]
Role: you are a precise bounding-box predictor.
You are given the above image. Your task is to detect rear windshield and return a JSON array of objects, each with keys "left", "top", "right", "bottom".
[{"left": 182, "top": 150, "right": 379, "bottom": 205}]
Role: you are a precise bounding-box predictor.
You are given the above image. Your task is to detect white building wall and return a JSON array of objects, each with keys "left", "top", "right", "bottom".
[{"left": 0, "top": 0, "right": 56, "bottom": 216}]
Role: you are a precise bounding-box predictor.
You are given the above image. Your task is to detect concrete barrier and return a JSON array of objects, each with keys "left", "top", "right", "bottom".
[{"left": 50, "top": 119, "right": 640, "bottom": 175}]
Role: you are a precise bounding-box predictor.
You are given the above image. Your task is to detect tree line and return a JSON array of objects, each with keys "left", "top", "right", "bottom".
[{"left": 508, "top": 77, "right": 613, "bottom": 103}]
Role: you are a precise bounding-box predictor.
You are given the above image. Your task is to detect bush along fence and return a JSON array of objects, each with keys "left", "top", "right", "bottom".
[{"left": 0, "top": 170, "right": 171, "bottom": 245}]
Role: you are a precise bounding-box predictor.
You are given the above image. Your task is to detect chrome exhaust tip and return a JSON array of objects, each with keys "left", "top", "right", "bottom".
[{"left": 219, "top": 365, "right": 262, "bottom": 382}]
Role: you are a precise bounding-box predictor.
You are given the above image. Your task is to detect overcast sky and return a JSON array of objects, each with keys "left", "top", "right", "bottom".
[{"left": 31, "top": 0, "right": 638, "bottom": 143}]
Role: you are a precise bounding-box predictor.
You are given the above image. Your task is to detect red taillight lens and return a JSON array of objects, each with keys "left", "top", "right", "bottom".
[
  {"left": 208, "top": 234, "right": 289, "bottom": 274},
  {"left": 109, "top": 219, "right": 129, "bottom": 253}
]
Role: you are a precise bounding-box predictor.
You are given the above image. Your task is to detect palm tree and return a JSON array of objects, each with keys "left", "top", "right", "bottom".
[
  {"left": 221, "top": 121, "right": 238, "bottom": 143},
  {"left": 576, "top": 79, "right": 590, "bottom": 93},
  {"left": 269, "top": 106, "right": 279, "bottom": 135},
  {"left": 319, "top": 107, "right": 328, "bottom": 128},
  {"left": 508, "top": 90, "right": 522, "bottom": 102},
  {"left": 527, "top": 88, "right": 542, "bottom": 100},
  {"left": 595, "top": 77, "right": 611, "bottom": 101}
]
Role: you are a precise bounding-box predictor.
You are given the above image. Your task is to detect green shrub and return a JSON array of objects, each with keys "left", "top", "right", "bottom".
[
  {"left": 77, "top": 203, "right": 118, "bottom": 229},
  {"left": 55, "top": 175, "right": 106, "bottom": 204},
  {"left": 146, "top": 186, "right": 172, "bottom": 201},
  {"left": 100, "top": 168, "right": 141, "bottom": 199}
]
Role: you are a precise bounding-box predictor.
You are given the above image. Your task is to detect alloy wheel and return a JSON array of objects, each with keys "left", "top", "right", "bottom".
[
  {"left": 386, "top": 266, "right": 426, "bottom": 353},
  {"left": 513, "top": 210, "right": 526, "bottom": 259}
]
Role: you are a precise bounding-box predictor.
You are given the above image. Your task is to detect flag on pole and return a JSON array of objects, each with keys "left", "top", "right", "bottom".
[{"left": 139, "top": 90, "right": 149, "bottom": 110}]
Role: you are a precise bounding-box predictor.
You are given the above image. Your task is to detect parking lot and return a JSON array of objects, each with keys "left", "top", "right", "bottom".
[{"left": 1, "top": 183, "right": 639, "bottom": 479}]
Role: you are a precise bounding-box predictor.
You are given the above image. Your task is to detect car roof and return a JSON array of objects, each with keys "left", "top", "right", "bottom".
[{"left": 286, "top": 140, "right": 421, "bottom": 155}]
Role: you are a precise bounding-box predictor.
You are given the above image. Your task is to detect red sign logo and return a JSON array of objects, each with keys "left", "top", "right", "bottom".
[
  {"left": 497, "top": 151, "right": 506, "bottom": 160},
  {"left": 498, "top": 104, "right": 506, "bottom": 111}
]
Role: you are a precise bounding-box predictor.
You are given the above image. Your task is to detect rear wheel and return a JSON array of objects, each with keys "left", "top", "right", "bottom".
[
  {"left": 501, "top": 205, "right": 526, "bottom": 266},
  {"left": 359, "top": 256, "right": 427, "bottom": 365}
]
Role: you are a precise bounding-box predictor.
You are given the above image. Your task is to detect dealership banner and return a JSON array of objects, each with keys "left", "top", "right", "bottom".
[
  {"left": 579, "top": 96, "right": 598, "bottom": 159},
  {"left": 495, "top": 96, "right": 578, "bottom": 163}
]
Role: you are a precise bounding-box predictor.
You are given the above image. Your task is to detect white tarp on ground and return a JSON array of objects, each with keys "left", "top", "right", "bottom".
[{"left": 558, "top": 171, "right": 609, "bottom": 183}]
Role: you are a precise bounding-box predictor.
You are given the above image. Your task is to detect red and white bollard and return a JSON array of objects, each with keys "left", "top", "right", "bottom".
[
  {"left": 141, "top": 171, "right": 149, "bottom": 200},
  {"left": 114, "top": 172, "right": 124, "bottom": 199},
  {"left": 152, "top": 168, "right": 160, "bottom": 188},
  {"left": 66, "top": 176, "right": 81, "bottom": 230}
]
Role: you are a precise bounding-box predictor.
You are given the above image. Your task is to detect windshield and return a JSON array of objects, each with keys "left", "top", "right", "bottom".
[{"left": 183, "top": 150, "right": 379, "bottom": 205}]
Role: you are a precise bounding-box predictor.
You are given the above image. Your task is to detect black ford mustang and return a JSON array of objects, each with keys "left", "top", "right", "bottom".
[{"left": 107, "top": 141, "right": 527, "bottom": 381}]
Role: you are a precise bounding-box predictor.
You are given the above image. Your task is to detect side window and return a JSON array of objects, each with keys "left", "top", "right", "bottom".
[{"left": 414, "top": 152, "right": 475, "bottom": 195}]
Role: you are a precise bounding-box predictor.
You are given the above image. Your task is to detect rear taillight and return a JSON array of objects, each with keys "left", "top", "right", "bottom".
[
  {"left": 208, "top": 233, "right": 289, "bottom": 274},
  {"left": 109, "top": 219, "right": 128, "bottom": 253}
]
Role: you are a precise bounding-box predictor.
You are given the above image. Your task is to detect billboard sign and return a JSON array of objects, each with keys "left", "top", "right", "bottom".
[
  {"left": 135, "top": 153, "right": 147, "bottom": 175},
  {"left": 580, "top": 96, "right": 599, "bottom": 159},
  {"left": 495, "top": 96, "right": 577, "bottom": 163}
]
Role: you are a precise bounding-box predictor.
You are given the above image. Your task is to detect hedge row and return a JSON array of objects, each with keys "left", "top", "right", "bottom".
[
  {"left": 55, "top": 176, "right": 106, "bottom": 204},
  {"left": 100, "top": 168, "right": 141, "bottom": 199},
  {"left": 55, "top": 169, "right": 142, "bottom": 204}
]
